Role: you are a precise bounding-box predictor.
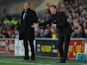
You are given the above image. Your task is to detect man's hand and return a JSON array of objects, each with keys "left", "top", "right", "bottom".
[
  {"left": 31, "top": 23, "right": 39, "bottom": 28},
  {"left": 31, "top": 25, "right": 35, "bottom": 28},
  {"left": 52, "top": 24, "right": 56, "bottom": 27}
]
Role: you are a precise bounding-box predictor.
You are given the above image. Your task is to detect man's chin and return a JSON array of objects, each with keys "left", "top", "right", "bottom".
[{"left": 51, "top": 13, "right": 53, "bottom": 14}]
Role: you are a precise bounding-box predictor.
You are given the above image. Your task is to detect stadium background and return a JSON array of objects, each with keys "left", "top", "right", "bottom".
[{"left": 0, "top": 0, "right": 87, "bottom": 65}]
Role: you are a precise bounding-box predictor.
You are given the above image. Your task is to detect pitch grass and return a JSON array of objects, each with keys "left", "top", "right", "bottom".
[{"left": 0, "top": 56, "right": 86, "bottom": 65}]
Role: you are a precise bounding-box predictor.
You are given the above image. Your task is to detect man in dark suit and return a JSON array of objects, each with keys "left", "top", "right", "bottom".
[
  {"left": 19, "top": 2, "right": 38, "bottom": 60},
  {"left": 34, "top": 5, "right": 73, "bottom": 63}
]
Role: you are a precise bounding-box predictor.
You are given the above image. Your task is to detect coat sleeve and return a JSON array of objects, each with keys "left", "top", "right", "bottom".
[
  {"left": 32, "top": 11, "right": 38, "bottom": 23},
  {"left": 39, "top": 17, "right": 53, "bottom": 26},
  {"left": 20, "top": 11, "right": 23, "bottom": 24}
]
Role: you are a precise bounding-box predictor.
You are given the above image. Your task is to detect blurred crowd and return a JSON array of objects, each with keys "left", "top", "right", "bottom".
[
  {"left": 0, "top": 0, "right": 87, "bottom": 39},
  {"left": 0, "top": 12, "right": 20, "bottom": 38},
  {"left": 36, "top": 0, "right": 87, "bottom": 39}
]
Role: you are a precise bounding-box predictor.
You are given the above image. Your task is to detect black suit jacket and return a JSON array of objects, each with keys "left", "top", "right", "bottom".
[
  {"left": 39, "top": 12, "right": 73, "bottom": 34},
  {"left": 19, "top": 9, "right": 38, "bottom": 40}
]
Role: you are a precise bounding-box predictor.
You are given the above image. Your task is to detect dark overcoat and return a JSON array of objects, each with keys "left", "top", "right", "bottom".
[
  {"left": 19, "top": 9, "right": 38, "bottom": 40},
  {"left": 39, "top": 12, "right": 73, "bottom": 34}
]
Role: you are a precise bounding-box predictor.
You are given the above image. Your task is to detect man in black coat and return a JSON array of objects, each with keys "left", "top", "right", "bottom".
[
  {"left": 34, "top": 5, "right": 73, "bottom": 63},
  {"left": 19, "top": 2, "right": 38, "bottom": 60}
]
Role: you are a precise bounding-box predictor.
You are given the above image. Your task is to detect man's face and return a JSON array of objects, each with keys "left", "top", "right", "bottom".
[
  {"left": 24, "top": 3, "right": 30, "bottom": 10},
  {"left": 50, "top": 7, "right": 57, "bottom": 14}
]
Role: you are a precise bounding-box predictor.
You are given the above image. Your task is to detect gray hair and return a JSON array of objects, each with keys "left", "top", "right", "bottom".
[{"left": 24, "top": 1, "right": 30, "bottom": 5}]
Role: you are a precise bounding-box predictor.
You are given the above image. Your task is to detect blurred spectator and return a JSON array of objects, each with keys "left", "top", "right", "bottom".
[
  {"left": 3, "top": 17, "right": 10, "bottom": 25},
  {"left": 11, "top": 17, "right": 18, "bottom": 25},
  {"left": 44, "top": 12, "right": 51, "bottom": 21},
  {"left": 46, "top": 2, "right": 51, "bottom": 14},
  {"left": 0, "top": 21, "right": 3, "bottom": 31},
  {"left": 84, "top": 28, "right": 87, "bottom": 38},
  {"left": 43, "top": 29, "right": 51, "bottom": 38},
  {"left": 6, "top": 31, "right": 14, "bottom": 38},
  {"left": 14, "top": 30, "right": 19, "bottom": 38}
]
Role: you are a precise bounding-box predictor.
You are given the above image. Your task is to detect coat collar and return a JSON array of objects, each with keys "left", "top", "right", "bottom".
[{"left": 23, "top": 8, "right": 31, "bottom": 12}]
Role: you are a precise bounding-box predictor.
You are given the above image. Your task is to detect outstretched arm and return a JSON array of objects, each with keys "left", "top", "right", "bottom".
[
  {"left": 33, "top": 16, "right": 53, "bottom": 27},
  {"left": 39, "top": 17, "right": 53, "bottom": 26}
]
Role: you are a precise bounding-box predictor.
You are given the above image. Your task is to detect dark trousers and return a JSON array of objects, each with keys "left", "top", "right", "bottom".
[
  {"left": 23, "top": 40, "right": 35, "bottom": 59},
  {"left": 58, "top": 33, "right": 71, "bottom": 62}
]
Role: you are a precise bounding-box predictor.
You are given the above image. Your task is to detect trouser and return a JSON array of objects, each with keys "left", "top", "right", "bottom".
[
  {"left": 58, "top": 33, "right": 71, "bottom": 61},
  {"left": 23, "top": 40, "right": 35, "bottom": 58}
]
